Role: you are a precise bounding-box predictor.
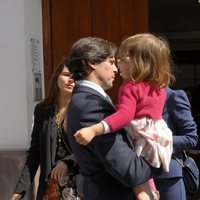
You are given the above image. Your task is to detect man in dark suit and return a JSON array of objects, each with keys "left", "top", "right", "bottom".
[{"left": 67, "top": 37, "right": 161, "bottom": 200}]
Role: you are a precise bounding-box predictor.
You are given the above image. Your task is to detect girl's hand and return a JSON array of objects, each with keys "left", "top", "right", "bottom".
[
  {"left": 10, "top": 194, "right": 22, "bottom": 200},
  {"left": 74, "top": 127, "right": 96, "bottom": 145},
  {"left": 50, "top": 161, "right": 68, "bottom": 182}
]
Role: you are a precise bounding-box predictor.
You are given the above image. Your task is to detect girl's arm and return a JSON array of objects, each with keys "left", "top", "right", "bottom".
[
  {"left": 75, "top": 82, "right": 137, "bottom": 145},
  {"left": 74, "top": 122, "right": 104, "bottom": 145}
]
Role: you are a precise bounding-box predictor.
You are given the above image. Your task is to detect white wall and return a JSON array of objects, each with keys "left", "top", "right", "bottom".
[{"left": 0, "top": 0, "right": 44, "bottom": 149}]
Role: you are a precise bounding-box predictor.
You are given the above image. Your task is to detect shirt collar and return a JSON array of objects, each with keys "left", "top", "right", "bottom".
[{"left": 77, "top": 80, "right": 107, "bottom": 97}]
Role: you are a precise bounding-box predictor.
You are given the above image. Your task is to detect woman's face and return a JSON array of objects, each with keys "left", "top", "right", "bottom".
[{"left": 58, "top": 67, "right": 75, "bottom": 95}]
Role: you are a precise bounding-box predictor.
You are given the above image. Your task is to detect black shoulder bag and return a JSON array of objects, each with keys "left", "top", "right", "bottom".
[{"left": 174, "top": 151, "right": 199, "bottom": 194}]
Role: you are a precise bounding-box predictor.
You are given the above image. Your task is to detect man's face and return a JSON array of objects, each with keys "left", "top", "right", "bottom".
[{"left": 93, "top": 56, "right": 118, "bottom": 90}]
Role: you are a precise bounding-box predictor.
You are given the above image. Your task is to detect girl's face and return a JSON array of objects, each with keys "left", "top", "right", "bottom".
[
  {"left": 117, "top": 56, "right": 130, "bottom": 80},
  {"left": 58, "top": 67, "right": 75, "bottom": 95}
]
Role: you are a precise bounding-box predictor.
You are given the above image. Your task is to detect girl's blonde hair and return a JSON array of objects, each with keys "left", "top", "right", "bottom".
[{"left": 117, "top": 33, "right": 175, "bottom": 87}]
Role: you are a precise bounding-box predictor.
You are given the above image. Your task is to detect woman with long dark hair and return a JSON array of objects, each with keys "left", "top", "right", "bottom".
[{"left": 10, "top": 59, "right": 79, "bottom": 199}]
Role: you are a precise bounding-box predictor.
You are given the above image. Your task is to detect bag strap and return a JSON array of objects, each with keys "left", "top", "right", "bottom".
[
  {"left": 173, "top": 151, "right": 188, "bottom": 168},
  {"left": 183, "top": 150, "right": 188, "bottom": 158},
  {"left": 174, "top": 156, "right": 185, "bottom": 167}
]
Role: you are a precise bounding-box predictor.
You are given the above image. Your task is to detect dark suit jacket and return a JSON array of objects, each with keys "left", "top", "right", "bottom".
[
  {"left": 155, "top": 87, "right": 198, "bottom": 179},
  {"left": 67, "top": 85, "right": 162, "bottom": 200},
  {"left": 14, "top": 103, "right": 76, "bottom": 199}
]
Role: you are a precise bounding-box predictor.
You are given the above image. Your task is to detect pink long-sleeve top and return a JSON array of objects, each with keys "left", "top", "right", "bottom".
[{"left": 104, "top": 81, "right": 167, "bottom": 132}]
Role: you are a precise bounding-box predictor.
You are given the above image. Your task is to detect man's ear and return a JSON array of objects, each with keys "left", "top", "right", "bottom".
[{"left": 87, "top": 60, "right": 96, "bottom": 70}]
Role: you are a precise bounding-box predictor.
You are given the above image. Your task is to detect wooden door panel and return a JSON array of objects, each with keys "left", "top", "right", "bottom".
[
  {"left": 42, "top": 0, "right": 148, "bottom": 103},
  {"left": 132, "top": 0, "right": 148, "bottom": 33},
  {"left": 92, "top": 0, "right": 106, "bottom": 38},
  {"left": 119, "top": 0, "right": 148, "bottom": 38},
  {"left": 120, "top": 0, "right": 135, "bottom": 38},
  {"left": 51, "top": 0, "right": 92, "bottom": 67}
]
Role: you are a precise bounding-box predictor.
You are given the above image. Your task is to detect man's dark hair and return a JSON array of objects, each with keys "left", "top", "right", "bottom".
[{"left": 68, "top": 37, "right": 117, "bottom": 80}]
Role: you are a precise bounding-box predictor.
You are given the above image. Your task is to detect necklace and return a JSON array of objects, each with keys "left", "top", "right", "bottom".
[
  {"left": 55, "top": 106, "right": 67, "bottom": 128},
  {"left": 55, "top": 107, "right": 72, "bottom": 157}
]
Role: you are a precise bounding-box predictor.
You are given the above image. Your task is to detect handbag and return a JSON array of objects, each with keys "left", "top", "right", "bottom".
[
  {"left": 43, "top": 170, "right": 83, "bottom": 200},
  {"left": 174, "top": 151, "right": 199, "bottom": 194},
  {"left": 43, "top": 177, "right": 60, "bottom": 200}
]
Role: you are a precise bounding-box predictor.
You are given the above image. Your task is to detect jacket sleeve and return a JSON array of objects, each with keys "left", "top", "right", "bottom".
[
  {"left": 61, "top": 154, "right": 77, "bottom": 170},
  {"left": 166, "top": 90, "right": 198, "bottom": 153},
  {"left": 14, "top": 104, "right": 41, "bottom": 197}
]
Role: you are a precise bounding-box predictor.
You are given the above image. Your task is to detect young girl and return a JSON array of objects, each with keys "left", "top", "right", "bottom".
[{"left": 74, "top": 33, "right": 175, "bottom": 200}]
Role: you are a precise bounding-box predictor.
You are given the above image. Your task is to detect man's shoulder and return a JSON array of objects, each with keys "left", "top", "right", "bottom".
[
  {"left": 72, "top": 85, "right": 111, "bottom": 106},
  {"left": 74, "top": 85, "right": 104, "bottom": 97}
]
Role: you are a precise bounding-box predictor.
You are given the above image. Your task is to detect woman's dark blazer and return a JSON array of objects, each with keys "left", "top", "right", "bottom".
[
  {"left": 14, "top": 103, "right": 76, "bottom": 199},
  {"left": 155, "top": 87, "right": 198, "bottom": 179}
]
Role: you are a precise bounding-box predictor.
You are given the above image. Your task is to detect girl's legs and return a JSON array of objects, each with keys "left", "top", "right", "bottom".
[
  {"left": 133, "top": 181, "right": 152, "bottom": 200},
  {"left": 148, "top": 178, "right": 160, "bottom": 200}
]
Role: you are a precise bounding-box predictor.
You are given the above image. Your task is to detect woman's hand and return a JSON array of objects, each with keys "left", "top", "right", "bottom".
[
  {"left": 10, "top": 193, "right": 22, "bottom": 200},
  {"left": 50, "top": 161, "right": 68, "bottom": 182}
]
